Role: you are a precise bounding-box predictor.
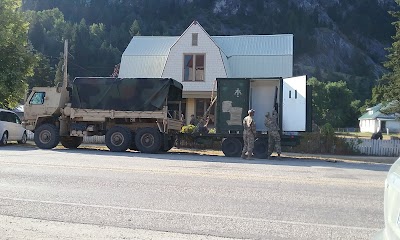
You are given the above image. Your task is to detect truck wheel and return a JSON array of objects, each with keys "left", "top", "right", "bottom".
[
  {"left": 135, "top": 127, "right": 161, "bottom": 153},
  {"left": 254, "top": 139, "right": 268, "bottom": 158},
  {"left": 0, "top": 132, "right": 8, "bottom": 146},
  {"left": 106, "top": 126, "right": 132, "bottom": 152},
  {"left": 160, "top": 136, "right": 175, "bottom": 152},
  {"left": 34, "top": 124, "right": 60, "bottom": 149},
  {"left": 222, "top": 137, "right": 242, "bottom": 157},
  {"left": 60, "top": 136, "right": 83, "bottom": 149}
]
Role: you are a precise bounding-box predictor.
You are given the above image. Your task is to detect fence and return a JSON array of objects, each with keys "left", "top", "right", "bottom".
[
  {"left": 347, "top": 138, "right": 400, "bottom": 157},
  {"left": 336, "top": 128, "right": 360, "bottom": 133}
]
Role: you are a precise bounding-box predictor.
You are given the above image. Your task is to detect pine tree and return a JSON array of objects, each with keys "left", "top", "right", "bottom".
[{"left": 380, "top": 0, "right": 400, "bottom": 113}]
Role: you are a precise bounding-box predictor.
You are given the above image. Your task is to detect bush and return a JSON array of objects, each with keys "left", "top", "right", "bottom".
[
  {"left": 291, "top": 123, "right": 359, "bottom": 155},
  {"left": 208, "top": 128, "right": 216, "bottom": 134},
  {"left": 181, "top": 125, "right": 196, "bottom": 134}
]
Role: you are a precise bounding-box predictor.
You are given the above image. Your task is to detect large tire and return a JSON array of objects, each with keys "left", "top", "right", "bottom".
[
  {"left": 160, "top": 135, "right": 175, "bottom": 152},
  {"left": 17, "top": 131, "right": 27, "bottom": 144},
  {"left": 0, "top": 132, "right": 8, "bottom": 146},
  {"left": 135, "top": 127, "right": 162, "bottom": 153},
  {"left": 34, "top": 124, "right": 60, "bottom": 149},
  {"left": 105, "top": 126, "right": 132, "bottom": 152},
  {"left": 60, "top": 136, "right": 83, "bottom": 149},
  {"left": 221, "top": 137, "right": 242, "bottom": 157},
  {"left": 253, "top": 138, "right": 269, "bottom": 158}
]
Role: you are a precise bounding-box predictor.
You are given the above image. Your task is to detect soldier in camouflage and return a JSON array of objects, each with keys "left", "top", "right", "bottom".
[
  {"left": 241, "top": 109, "right": 256, "bottom": 160},
  {"left": 265, "top": 110, "right": 281, "bottom": 159}
]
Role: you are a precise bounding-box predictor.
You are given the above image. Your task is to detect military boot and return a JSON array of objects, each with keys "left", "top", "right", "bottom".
[
  {"left": 241, "top": 152, "right": 246, "bottom": 159},
  {"left": 247, "top": 151, "right": 254, "bottom": 160}
]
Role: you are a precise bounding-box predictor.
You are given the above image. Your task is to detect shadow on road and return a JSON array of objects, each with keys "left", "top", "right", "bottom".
[{"left": 2, "top": 143, "right": 391, "bottom": 172}]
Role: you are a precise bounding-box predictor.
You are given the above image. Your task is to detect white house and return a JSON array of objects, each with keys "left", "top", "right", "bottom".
[
  {"left": 359, "top": 103, "right": 400, "bottom": 133},
  {"left": 119, "top": 21, "right": 293, "bottom": 124}
]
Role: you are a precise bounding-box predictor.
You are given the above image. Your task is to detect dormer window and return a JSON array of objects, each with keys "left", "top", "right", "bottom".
[
  {"left": 192, "top": 33, "right": 198, "bottom": 46},
  {"left": 183, "top": 54, "right": 205, "bottom": 81}
]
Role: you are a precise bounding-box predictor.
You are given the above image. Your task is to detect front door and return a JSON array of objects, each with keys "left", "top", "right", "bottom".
[{"left": 380, "top": 120, "right": 386, "bottom": 132}]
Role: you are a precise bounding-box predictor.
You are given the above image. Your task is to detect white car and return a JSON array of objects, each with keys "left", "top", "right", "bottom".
[
  {"left": 0, "top": 108, "right": 27, "bottom": 145},
  {"left": 375, "top": 157, "right": 400, "bottom": 240}
]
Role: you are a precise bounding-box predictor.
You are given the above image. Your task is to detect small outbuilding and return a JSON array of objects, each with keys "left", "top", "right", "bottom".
[{"left": 359, "top": 103, "right": 400, "bottom": 133}]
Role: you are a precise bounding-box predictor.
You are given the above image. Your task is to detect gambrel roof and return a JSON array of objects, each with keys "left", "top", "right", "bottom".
[{"left": 119, "top": 22, "right": 293, "bottom": 79}]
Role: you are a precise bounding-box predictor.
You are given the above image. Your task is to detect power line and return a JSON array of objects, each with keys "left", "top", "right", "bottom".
[{"left": 68, "top": 62, "right": 98, "bottom": 75}]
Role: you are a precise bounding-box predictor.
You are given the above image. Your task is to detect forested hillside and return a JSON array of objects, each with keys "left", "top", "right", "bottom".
[{"left": 14, "top": 0, "right": 400, "bottom": 126}]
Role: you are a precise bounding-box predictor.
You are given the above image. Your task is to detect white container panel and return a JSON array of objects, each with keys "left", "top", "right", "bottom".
[{"left": 282, "top": 75, "right": 307, "bottom": 132}]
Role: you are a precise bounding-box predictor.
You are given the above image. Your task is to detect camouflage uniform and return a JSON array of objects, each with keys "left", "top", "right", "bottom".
[
  {"left": 265, "top": 110, "right": 281, "bottom": 158},
  {"left": 242, "top": 110, "right": 256, "bottom": 159}
]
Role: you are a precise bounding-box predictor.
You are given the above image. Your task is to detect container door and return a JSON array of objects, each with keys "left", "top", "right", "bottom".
[
  {"left": 282, "top": 75, "right": 307, "bottom": 132},
  {"left": 250, "top": 79, "right": 280, "bottom": 132},
  {"left": 216, "top": 78, "right": 250, "bottom": 134}
]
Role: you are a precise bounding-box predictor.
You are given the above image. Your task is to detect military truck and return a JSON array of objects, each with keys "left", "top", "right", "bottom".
[
  {"left": 23, "top": 77, "right": 183, "bottom": 153},
  {"left": 23, "top": 40, "right": 183, "bottom": 153}
]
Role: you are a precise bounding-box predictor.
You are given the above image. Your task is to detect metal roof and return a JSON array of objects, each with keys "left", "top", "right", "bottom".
[
  {"left": 120, "top": 34, "right": 294, "bottom": 79},
  {"left": 122, "top": 36, "right": 178, "bottom": 56},
  {"left": 358, "top": 103, "right": 398, "bottom": 120},
  {"left": 118, "top": 56, "right": 168, "bottom": 78},
  {"left": 122, "top": 35, "right": 293, "bottom": 57},
  {"left": 212, "top": 34, "right": 293, "bottom": 57},
  {"left": 227, "top": 55, "right": 293, "bottom": 78}
]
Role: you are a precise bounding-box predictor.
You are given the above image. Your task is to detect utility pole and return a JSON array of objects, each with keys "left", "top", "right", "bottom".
[{"left": 63, "top": 39, "right": 68, "bottom": 88}]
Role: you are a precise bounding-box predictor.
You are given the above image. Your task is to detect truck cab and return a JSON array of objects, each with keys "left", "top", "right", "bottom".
[{"left": 23, "top": 84, "right": 69, "bottom": 132}]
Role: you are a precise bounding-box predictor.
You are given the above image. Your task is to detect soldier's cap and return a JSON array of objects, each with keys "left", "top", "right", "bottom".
[{"left": 248, "top": 109, "right": 255, "bottom": 114}]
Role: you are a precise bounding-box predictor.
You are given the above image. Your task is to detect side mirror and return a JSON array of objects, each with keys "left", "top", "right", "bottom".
[{"left": 24, "top": 89, "right": 32, "bottom": 103}]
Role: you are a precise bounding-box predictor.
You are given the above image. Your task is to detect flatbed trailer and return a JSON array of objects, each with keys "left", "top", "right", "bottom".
[{"left": 178, "top": 76, "right": 311, "bottom": 158}]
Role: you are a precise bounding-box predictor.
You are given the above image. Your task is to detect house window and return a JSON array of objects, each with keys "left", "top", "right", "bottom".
[
  {"left": 195, "top": 98, "right": 215, "bottom": 126},
  {"left": 192, "top": 33, "right": 198, "bottom": 46},
  {"left": 183, "top": 54, "right": 205, "bottom": 81}
]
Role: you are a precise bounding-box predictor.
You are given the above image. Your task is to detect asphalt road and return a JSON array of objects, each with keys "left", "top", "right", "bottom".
[{"left": 0, "top": 144, "right": 391, "bottom": 240}]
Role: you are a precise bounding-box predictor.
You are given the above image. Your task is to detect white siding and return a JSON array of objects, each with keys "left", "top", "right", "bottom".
[
  {"left": 360, "top": 119, "right": 380, "bottom": 133},
  {"left": 119, "top": 56, "right": 167, "bottom": 78},
  {"left": 386, "top": 121, "right": 400, "bottom": 133},
  {"left": 162, "top": 23, "right": 227, "bottom": 92}
]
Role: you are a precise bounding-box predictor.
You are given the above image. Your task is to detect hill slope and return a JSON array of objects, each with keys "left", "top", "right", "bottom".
[{"left": 22, "top": 0, "right": 398, "bottom": 101}]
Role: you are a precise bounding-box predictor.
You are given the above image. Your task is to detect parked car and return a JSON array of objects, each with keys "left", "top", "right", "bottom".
[
  {"left": 0, "top": 108, "right": 27, "bottom": 145},
  {"left": 375, "top": 157, "right": 400, "bottom": 240}
]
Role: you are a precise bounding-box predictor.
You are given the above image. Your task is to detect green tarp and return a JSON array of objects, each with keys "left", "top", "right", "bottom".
[{"left": 71, "top": 78, "right": 182, "bottom": 111}]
